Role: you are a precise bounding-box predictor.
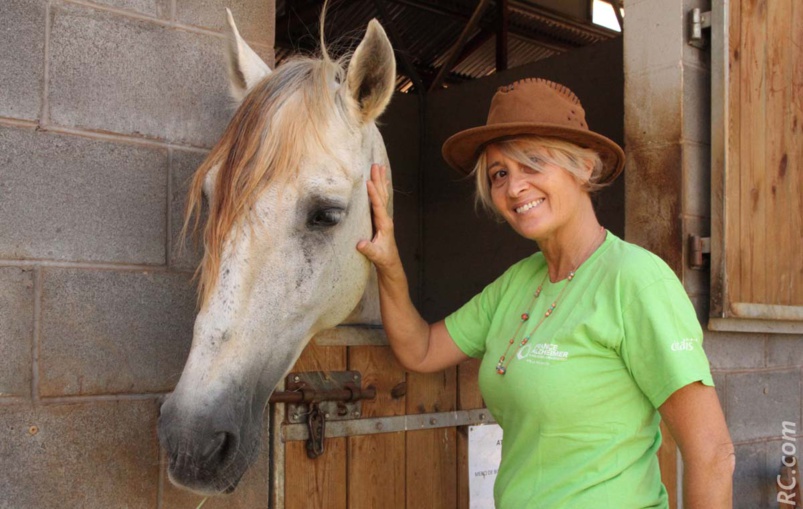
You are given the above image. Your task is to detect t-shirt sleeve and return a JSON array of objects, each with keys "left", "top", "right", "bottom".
[
  {"left": 620, "top": 275, "right": 714, "bottom": 409},
  {"left": 444, "top": 271, "right": 509, "bottom": 359}
]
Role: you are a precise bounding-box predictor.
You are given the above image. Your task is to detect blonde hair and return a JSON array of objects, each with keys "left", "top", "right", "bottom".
[{"left": 472, "top": 135, "right": 607, "bottom": 217}]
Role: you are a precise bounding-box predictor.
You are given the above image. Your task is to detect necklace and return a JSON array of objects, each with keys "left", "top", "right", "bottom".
[{"left": 495, "top": 226, "right": 606, "bottom": 376}]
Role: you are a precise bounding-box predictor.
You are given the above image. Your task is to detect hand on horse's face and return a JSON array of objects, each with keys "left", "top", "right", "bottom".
[{"left": 357, "top": 164, "right": 402, "bottom": 274}]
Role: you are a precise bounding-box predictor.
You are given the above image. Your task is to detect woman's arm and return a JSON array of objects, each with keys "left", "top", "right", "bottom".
[
  {"left": 357, "top": 164, "right": 469, "bottom": 373},
  {"left": 658, "top": 382, "right": 735, "bottom": 508}
]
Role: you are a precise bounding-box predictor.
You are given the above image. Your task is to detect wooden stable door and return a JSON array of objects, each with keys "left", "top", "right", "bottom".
[{"left": 272, "top": 332, "right": 485, "bottom": 509}]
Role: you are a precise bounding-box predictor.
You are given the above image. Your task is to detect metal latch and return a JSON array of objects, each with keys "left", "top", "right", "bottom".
[
  {"left": 268, "top": 371, "right": 376, "bottom": 458},
  {"left": 688, "top": 235, "right": 711, "bottom": 270},
  {"left": 689, "top": 8, "right": 712, "bottom": 49}
]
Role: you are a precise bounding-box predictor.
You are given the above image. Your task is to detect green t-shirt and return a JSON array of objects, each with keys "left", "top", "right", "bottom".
[{"left": 445, "top": 232, "right": 714, "bottom": 508}]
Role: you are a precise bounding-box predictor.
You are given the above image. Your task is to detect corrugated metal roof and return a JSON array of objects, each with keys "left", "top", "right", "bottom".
[{"left": 274, "top": 0, "right": 620, "bottom": 92}]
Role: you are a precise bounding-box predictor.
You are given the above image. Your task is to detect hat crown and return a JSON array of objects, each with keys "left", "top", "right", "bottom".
[{"left": 487, "top": 78, "right": 589, "bottom": 131}]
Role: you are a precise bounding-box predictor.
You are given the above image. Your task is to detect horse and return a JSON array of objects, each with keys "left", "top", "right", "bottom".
[{"left": 157, "top": 9, "right": 396, "bottom": 495}]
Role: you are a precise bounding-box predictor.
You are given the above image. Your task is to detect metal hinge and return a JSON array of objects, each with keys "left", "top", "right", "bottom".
[
  {"left": 688, "top": 235, "right": 711, "bottom": 270},
  {"left": 268, "top": 371, "right": 377, "bottom": 458},
  {"left": 689, "top": 8, "right": 712, "bottom": 49}
]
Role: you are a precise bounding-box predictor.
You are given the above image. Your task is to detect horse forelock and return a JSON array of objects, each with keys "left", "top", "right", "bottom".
[{"left": 183, "top": 56, "right": 354, "bottom": 308}]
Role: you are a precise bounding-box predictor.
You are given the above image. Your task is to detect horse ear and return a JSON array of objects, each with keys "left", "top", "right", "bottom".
[
  {"left": 225, "top": 8, "right": 272, "bottom": 102},
  {"left": 346, "top": 19, "right": 396, "bottom": 123}
]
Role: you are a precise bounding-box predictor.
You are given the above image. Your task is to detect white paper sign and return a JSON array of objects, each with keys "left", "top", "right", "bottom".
[{"left": 468, "top": 423, "right": 503, "bottom": 509}]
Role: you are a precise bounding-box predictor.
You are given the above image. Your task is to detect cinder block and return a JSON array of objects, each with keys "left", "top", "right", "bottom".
[
  {"left": 767, "top": 335, "right": 803, "bottom": 367},
  {"left": 0, "top": 268, "right": 35, "bottom": 398},
  {"left": 733, "top": 442, "right": 772, "bottom": 509},
  {"left": 704, "top": 331, "right": 766, "bottom": 370},
  {"left": 623, "top": 0, "right": 683, "bottom": 75},
  {"left": 83, "top": 0, "right": 171, "bottom": 18},
  {"left": 49, "top": 3, "right": 234, "bottom": 147},
  {"left": 624, "top": 145, "right": 683, "bottom": 272},
  {"left": 682, "top": 65, "right": 711, "bottom": 145},
  {"left": 169, "top": 149, "right": 207, "bottom": 270},
  {"left": 160, "top": 437, "right": 269, "bottom": 508},
  {"left": 624, "top": 65, "right": 683, "bottom": 149},
  {"left": 0, "top": 126, "right": 167, "bottom": 263},
  {"left": 681, "top": 141, "right": 711, "bottom": 217},
  {"left": 0, "top": 400, "right": 159, "bottom": 508},
  {"left": 0, "top": 0, "right": 46, "bottom": 121},
  {"left": 39, "top": 268, "right": 196, "bottom": 396},
  {"left": 175, "top": 0, "right": 275, "bottom": 47},
  {"left": 726, "top": 370, "right": 801, "bottom": 442}
]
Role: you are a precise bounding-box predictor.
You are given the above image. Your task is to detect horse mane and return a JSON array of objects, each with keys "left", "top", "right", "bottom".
[{"left": 182, "top": 54, "right": 350, "bottom": 307}]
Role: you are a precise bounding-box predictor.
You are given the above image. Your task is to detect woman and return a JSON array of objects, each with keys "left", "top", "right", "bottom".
[{"left": 357, "top": 78, "right": 734, "bottom": 507}]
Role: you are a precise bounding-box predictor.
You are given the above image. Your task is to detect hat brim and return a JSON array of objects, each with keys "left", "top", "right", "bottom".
[{"left": 441, "top": 123, "right": 625, "bottom": 185}]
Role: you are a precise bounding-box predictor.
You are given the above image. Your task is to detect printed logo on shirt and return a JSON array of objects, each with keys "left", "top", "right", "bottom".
[
  {"left": 670, "top": 338, "right": 698, "bottom": 352},
  {"left": 517, "top": 342, "right": 569, "bottom": 363}
]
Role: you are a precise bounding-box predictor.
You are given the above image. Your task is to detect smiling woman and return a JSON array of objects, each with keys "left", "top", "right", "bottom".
[{"left": 357, "top": 77, "right": 735, "bottom": 507}]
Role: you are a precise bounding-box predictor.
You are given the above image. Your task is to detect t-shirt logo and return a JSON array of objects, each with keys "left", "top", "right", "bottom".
[
  {"left": 670, "top": 338, "right": 698, "bottom": 352},
  {"left": 517, "top": 342, "right": 569, "bottom": 362}
]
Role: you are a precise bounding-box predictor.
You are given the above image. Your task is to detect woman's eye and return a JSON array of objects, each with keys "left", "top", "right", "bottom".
[
  {"left": 308, "top": 208, "right": 344, "bottom": 229},
  {"left": 490, "top": 169, "right": 507, "bottom": 184}
]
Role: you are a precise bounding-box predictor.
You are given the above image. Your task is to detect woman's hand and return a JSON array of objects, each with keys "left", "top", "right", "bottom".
[{"left": 357, "top": 164, "right": 402, "bottom": 274}]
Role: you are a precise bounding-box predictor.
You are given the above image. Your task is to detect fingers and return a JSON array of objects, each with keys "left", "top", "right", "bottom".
[{"left": 367, "top": 164, "right": 392, "bottom": 229}]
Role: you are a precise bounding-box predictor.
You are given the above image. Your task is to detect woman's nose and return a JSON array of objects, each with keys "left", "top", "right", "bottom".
[{"left": 506, "top": 170, "right": 529, "bottom": 197}]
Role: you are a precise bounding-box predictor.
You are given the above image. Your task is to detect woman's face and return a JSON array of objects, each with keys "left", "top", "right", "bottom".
[{"left": 486, "top": 143, "right": 590, "bottom": 241}]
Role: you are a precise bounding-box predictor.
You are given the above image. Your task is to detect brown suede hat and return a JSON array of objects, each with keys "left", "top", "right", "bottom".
[{"left": 441, "top": 78, "right": 625, "bottom": 184}]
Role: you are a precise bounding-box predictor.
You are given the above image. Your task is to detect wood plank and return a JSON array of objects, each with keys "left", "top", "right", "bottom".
[
  {"left": 764, "top": 0, "right": 793, "bottom": 306},
  {"left": 284, "top": 344, "right": 347, "bottom": 509},
  {"left": 723, "top": 0, "right": 743, "bottom": 314},
  {"left": 738, "top": 0, "right": 768, "bottom": 304},
  {"left": 406, "top": 369, "right": 458, "bottom": 508},
  {"left": 731, "top": 302, "right": 803, "bottom": 321},
  {"left": 791, "top": 0, "right": 803, "bottom": 306},
  {"left": 457, "top": 359, "right": 483, "bottom": 509},
  {"left": 348, "top": 346, "right": 406, "bottom": 509}
]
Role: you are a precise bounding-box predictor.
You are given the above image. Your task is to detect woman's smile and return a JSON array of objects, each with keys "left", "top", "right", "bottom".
[{"left": 514, "top": 197, "right": 545, "bottom": 214}]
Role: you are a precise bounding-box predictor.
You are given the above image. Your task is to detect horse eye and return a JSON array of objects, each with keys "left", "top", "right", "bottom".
[{"left": 308, "top": 207, "right": 344, "bottom": 229}]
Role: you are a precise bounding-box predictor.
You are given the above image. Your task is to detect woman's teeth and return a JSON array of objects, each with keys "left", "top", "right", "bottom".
[{"left": 515, "top": 198, "right": 544, "bottom": 214}]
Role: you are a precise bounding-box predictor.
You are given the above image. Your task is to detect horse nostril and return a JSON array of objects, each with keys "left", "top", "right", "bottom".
[{"left": 202, "top": 431, "right": 238, "bottom": 466}]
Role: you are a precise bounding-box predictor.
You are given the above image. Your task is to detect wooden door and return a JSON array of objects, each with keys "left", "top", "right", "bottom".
[
  {"left": 710, "top": 0, "right": 803, "bottom": 333},
  {"left": 271, "top": 326, "right": 486, "bottom": 509}
]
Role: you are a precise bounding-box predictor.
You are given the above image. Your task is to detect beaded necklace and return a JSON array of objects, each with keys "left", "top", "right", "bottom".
[{"left": 495, "top": 227, "right": 605, "bottom": 376}]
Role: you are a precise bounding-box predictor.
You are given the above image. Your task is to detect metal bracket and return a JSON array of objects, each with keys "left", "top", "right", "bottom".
[
  {"left": 269, "top": 371, "right": 375, "bottom": 458},
  {"left": 689, "top": 8, "right": 712, "bottom": 49},
  {"left": 689, "top": 235, "right": 711, "bottom": 270}
]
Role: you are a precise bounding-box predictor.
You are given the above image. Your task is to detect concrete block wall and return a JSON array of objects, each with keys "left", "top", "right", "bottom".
[
  {"left": 623, "top": 0, "right": 803, "bottom": 507},
  {"left": 0, "top": 1, "right": 275, "bottom": 507}
]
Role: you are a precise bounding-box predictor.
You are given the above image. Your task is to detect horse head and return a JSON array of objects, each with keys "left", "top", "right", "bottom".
[{"left": 158, "top": 10, "right": 396, "bottom": 495}]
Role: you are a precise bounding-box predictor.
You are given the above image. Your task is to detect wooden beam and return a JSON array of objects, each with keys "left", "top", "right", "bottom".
[
  {"left": 429, "top": 0, "right": 492, "bottom": 92},
  {"left": 496, "top": 0, "right": 509, "bottom": 71},
  {"left": 373, "top": 0, "right": 427, "bottom": 94},
  {"left": 454, "top": 29, "right": 495, "bottom": 67},
  {"left": 385, "top": 0, "right": 471, "bottom": 22}
]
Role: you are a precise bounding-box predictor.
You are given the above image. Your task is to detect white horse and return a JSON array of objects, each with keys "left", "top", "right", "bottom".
[{"left": 158, "top": 10, "right": 396, "bottom": 495}]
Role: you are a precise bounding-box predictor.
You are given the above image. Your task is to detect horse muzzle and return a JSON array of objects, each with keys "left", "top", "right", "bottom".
[{"left": 157, "top": 394, "right": 260, "bottom": 495}]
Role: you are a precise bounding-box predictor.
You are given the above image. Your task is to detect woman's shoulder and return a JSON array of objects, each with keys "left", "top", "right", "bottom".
[
  {"left": 601, "top": 234, "right": 678, "bottom": 283},
  {"left": 492, "top": 251, "right": 546, "bottom": 290}
]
